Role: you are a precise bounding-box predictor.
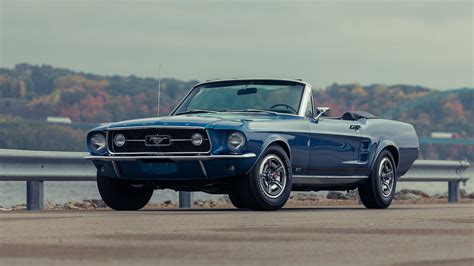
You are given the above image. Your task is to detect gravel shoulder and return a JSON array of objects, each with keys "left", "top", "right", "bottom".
[{"left": 2, "top": 189, "right": 473, "bottom": 211}]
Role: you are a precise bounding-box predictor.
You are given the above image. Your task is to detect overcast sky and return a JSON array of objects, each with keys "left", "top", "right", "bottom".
[{"left": 0, "top": 0, "right": 472, "bottom": 89}]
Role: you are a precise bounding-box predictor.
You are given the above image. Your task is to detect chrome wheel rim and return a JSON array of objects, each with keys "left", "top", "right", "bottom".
[
  {"left": 379, "top": 157, "right": 395, "bottom": 198},
  {"left": 258, "top": 154, "right": 287, "bottom": 199}
]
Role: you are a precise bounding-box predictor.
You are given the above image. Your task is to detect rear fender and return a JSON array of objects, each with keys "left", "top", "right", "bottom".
[{"left": 370, "top": 139, "right": 399, "bottom": 173}]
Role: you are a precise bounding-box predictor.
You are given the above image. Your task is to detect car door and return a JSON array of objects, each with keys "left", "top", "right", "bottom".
[{"left": 307, "top": 117, "right": 363, "bottom": 176}]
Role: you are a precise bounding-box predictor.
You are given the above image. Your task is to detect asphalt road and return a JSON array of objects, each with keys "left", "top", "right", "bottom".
[{"left": 0, "top": 204, "right": 473, "bottom": 266}]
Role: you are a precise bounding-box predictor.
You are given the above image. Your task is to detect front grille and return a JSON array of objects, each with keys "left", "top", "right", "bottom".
[{"left": 108, "top": 127, "right": 211, "bottom": 154}]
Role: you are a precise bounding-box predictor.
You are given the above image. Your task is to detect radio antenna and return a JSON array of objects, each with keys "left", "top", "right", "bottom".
[{"left": 157, "top": 64, "right": 162, "bottom": 116}]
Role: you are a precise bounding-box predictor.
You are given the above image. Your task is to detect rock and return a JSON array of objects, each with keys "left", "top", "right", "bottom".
[
  {"left": 191, "top": 199, "right": 225, "bottom": 207},
  {"left": 343, "top": 190, "right": 358, "bottom": 200},
  {"left": 464, "top": 192, "right": 474, "bottom": 199},
  {"left": 11, "top": 203, "right": 27, "bottom": 211},
  {"left": 432, "top": 193, "right": 448, "bottom": 199},
  {"left": 193, "top": 200, "right": 205, "bottom": 207},
  {"left": 403, "top": 192, "right": 421, "bottom": 200},
  {"left": 327, "top": 191, "right": 345, "bottom": 200},
  {"left": 44, "top": 202, "right": 61, "bottom": 210},
  {"left": 395, "top": 191, "right": 421, "bottom": 200},
  {"left": 161, "top": 200, "right": 175, "bottom": 206},
  {"left": 64, "top": 201, "right": 81, "bottom": 210},
  {"left": 61, "top": 199, "right": 107, "bottom": 210},
  {"left": 291, "top": 193, "right": 309, "bottom": 201},
  {"left": 395, "top": 189, "right": 429, "bottom": 200},
  {"left": 209, "top": 200, "right": 217, "bottom": 208},
  {"left": 160, "top": 200, "right": 176, "bottom": 207},
  {"left": 326, "top": 191, "right": 358, "bottom": 200}
]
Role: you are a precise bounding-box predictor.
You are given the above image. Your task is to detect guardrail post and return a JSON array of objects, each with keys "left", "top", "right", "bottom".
[
  {"left": 26, "top": 180, "right": 44, "bottom": 210},
  {"left": 448, "top": 181, "right": 459, "bottom": 203},
  {"left": 179, "top": 191, "right": 193, "bottom": 208}
]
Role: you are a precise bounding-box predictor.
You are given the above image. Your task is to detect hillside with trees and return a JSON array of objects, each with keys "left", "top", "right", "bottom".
[{"left": 0, "top": 64, "right": 472, "bottom": 160}]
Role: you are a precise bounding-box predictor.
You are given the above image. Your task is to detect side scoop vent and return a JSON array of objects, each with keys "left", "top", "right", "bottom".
[{"left": 359, "top": 139, "right": 371, "bottom": 162}]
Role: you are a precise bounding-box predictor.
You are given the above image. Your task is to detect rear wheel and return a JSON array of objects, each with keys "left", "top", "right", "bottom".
[
  {"left": 97, "top": 173, "right": 153, "bottom": 211},
  {"left": 235, "top": 145, "right": 292, "bottom": 211},
  {"left": 358, "top": 150, "right": 397, "bottom": 209}
]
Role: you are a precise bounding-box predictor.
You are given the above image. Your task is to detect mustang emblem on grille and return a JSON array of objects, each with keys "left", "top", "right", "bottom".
[{"left": 145, "top": 135, "right": 171, "bottom": 146}]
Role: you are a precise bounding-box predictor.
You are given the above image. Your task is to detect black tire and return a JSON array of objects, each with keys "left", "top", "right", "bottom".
[
  {"left": 228, "top": 189, "right": 247, "bottom": 209},
  {"left": 358, "top": 150, "right": 397, "bottom": 209},
  {"left": 236, "top": 144, "right": 292, "bottom": 211},
  {"left": 97, "top": 173, "right": 153, "bottom": 211}
]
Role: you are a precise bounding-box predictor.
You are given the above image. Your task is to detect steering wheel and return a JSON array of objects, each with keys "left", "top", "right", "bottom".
[{"left": 270, "top": 104, "right": 297, "bottom": 114}]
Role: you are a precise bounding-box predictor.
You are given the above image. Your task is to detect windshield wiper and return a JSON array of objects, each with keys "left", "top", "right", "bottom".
[
  {"left": 175, "top": 109, "right": 220, "bottom": 115},
  {"left": 226, "top": 109, "right": 280, "bottom": 115}
]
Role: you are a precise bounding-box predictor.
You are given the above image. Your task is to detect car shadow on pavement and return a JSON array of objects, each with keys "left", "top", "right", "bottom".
[{"left": 140, "top": 206, "right": 418, "bottom": 212}]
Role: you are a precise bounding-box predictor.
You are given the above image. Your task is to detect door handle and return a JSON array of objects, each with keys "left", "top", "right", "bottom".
[{"left": 350, "top": 125, "right": 361, "bottom": 130}]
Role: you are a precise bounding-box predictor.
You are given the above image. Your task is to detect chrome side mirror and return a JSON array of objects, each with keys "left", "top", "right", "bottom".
[{"left": 315, "top": 107, "right": 331, "bottom": 121}]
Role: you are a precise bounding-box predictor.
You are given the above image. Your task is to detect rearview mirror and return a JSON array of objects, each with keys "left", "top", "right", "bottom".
[
  {"left": 237, "top": 87, "right": 257, "bottom": 95},
  {"left": 315, "top": 107, "right": 331, "bottom": 120}
]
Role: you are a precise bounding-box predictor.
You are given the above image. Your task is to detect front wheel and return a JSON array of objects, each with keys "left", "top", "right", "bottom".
[
  {"left": 358, "top": 150, "right": 397, "bottom": 209},
  {"left": 236, "top": 145, "right": 292, "bottom": 211},
  {"left": 228, "top": 189, "right": 248, "bottom": 209},
  {"left": 97, "top": 173, "right": 153, "bottom": 211}
]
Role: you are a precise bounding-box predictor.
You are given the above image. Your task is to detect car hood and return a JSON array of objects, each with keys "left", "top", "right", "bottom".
[{"left": 102, "top": 113, "right": 296, "bottom": 131}]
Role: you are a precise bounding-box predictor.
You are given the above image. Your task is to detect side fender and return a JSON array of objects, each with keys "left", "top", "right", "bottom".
[{"left": 246, "top": 134, "right": 291, "bottom": 174}]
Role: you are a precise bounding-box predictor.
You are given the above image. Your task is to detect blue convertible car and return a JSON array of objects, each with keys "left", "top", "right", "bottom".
[{"left": 86, "top": 79, "right": 419, "bottom": 211}]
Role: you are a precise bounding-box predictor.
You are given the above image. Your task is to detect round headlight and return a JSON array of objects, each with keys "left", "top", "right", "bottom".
[
  {"left": 89, "top": 133, "right": 106, "bottom": 153},
  {"left": 114, "top": 134, "right": 126, "bottom": 147},
  {"left": 227, "top": 132, "right": 246, "bottom": 152},
  {"left": 191, "top": 133, "right": 204, "bottom": 146}
]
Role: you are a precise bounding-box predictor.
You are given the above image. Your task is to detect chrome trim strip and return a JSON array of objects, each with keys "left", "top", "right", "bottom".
[
  {"left": 106, "top": 126, "right": 212, "bottom": 155},
  {"left": 293, "top": 175, "right": 368, "bottom": 179},
  {"left": 298, "top": 84, "right": 313, "bottom": 117},
  {"left": 169, "top": 86, "right": 198, "bottom": 116},
  {"left": 108, "top": 126, "right": 207, "bottom": 131},
  {"left": 193, "top": 78, "right": 311, "bottom": 89},
  {"left": 198, "top": 161, "right": 208, "bottom": 177},
  {"left": 85, "top": 153, "right": 256, "bottom": 161},
  {"left": 119, "top": 138, "right": 204, "bottom": 142},
  {"left": 111, "top": 161, "right": 122, "bottom": 177},
  {"left": 293, "top": 174, "right": 368, "bottom": 185},
  {"left": 171, "top": 139, "right": 196, "bottom": 142},
  {"left": 106, "top": 151, "right": 212, "bottom": 155}
]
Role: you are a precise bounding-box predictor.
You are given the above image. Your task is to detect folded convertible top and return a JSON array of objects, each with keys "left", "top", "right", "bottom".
[{"left": 341, "top": 111, "right": 378, "bottom": 121}]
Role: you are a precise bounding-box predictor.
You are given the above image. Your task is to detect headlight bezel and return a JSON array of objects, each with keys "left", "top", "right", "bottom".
[
  {"left": 227, "top": 131, "right": 246, "bottom": 153},
  {"left": 89, "top": 132, "right": 107, "bottom": 154}
]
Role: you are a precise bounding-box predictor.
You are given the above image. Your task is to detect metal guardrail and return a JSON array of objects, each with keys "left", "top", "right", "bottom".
[
  {"left": 398, "top": 159, "right": 471, "bottom": 203},
  {"left": 0, "top": 149, "right": 471, "bottom": 210}
]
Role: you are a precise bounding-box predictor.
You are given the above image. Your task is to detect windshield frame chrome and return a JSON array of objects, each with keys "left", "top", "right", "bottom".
[{"left": 169, "top": 78, "right": 312, "bottom": 117}]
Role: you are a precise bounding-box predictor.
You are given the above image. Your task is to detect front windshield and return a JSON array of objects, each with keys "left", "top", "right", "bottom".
[{"left": 174, "top": 80, "right": 305, "bottom": 115}]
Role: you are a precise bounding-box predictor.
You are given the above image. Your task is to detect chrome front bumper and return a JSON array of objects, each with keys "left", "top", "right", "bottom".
[{"left": 85, "top": 153, "right": 256, "bottom": 161}]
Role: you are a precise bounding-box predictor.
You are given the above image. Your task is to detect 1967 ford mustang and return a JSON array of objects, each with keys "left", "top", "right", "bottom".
[{"left": 86, "top": 79, "right": 419, "bottom": 211}]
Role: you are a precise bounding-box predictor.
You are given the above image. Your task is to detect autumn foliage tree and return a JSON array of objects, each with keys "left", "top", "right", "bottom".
[{"left": 0, "top": 64, "right": 472, "bottom": 160}]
